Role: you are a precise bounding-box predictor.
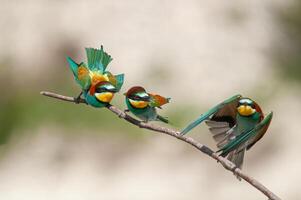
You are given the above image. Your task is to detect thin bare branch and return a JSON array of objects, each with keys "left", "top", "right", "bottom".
[{"left": 40, "top": 91, "right": 281, "bottom": 200}]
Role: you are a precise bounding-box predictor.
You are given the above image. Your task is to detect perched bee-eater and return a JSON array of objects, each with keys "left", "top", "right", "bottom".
[
  {"left": 67, "top": 46, "right": 124, "bottom": 107},
  {"left": 181, "top": 94, "right": 273, "bottom": 170},
  {"left": 124, "top": 86, "right": 170, "bottom": 123}
]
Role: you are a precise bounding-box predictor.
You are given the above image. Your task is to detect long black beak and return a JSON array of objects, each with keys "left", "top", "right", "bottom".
[{"left": 107, "top": 88, "right": 117, "bottom": 93}]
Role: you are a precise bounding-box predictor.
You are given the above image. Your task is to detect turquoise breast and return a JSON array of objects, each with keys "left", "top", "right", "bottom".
[
  {"left": 84, "top": 92, "right": 106, "bottom": 108},
  {"left": 236, "top": 112, "right": 261, "bottom": 133}
]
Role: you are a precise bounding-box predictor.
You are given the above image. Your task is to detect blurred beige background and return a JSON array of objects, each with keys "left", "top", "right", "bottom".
[{"left": 0, "top": 0, "right": 300, "bottom": 199}]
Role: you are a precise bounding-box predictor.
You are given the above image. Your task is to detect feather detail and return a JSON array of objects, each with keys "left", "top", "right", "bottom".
[
  {"left": 99, "top": 45, "right": 113, "bottom": 69},
  {"left": 254, "top": 102, "right": 264, "bottom": 121},
  {"left": 77, "top": 63, "right": 89, "bottom": 80},
  {"left": 67, "top": 57, "right": 91, "bottom": 90},
  {"left": 227, "top": 148, "right": 245, "bottom": 176},
  {"left": 77, "top": 63, "right": 91, "bottom": 90},
  {"left": 149, "top": 93, "right": 170, "bottom": 108},
  {"left": 232, "top": 149, "right": 245, "bottom": 169},
  {"left": 85, "top": 46, "right": 112, "bottom": 72},
  {"left": 209, "top": 127, "right": 230, "bottom": 135},
  {"left": 67, "top": 56, "right": 79, "bottom": 76},
  {"left": 181, "top": 94, "right": 241, "bottom": 135},
  {"left": 211, "top": 125, "right": 236, "bottom": 148},
  {"left": 85, "top": 48, "right": 104, "bottom": 72},
  {"left": 218, "top": 112, "right": 273, "bottom": 156},
  {"left": 246, "top": 111, "right": 273, "bottom": 150},
  {"left": 205, "top": 120, "right": 229, "bottom": 128},
  {"left": 90, "top": 72, "right": 108, "bottom": 85},
  {"left": 114, "top": 74, "right": 124, "bottom": 92},
  {"left": 104, "top": 71, "right": 117, "bottom": 86}
]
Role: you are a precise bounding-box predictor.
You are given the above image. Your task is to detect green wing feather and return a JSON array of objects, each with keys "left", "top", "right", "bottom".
[
  {"left": 85, "top": 46, "right": 112, "bottom": 73},
  {"left": 85, "top": 48, "right": 104, "bottom": 72},
  {"left": 77, "top": 63, "right": 91, "bottom": 90},
  {"left": 100, "top": 46, "right": 113, "bottom": 69},
  {"left": 114, "top": 74, "right": 124, "bottom": 92},
  {"left": 246, "top": 111, "right": 273, "bottom": 150},
  {"left": 218, "top": 112, "right": 273, "bottom": 157},
  {"left": 67, "top": 56, "right": 79, "bottom": 76},
  {"left": 67, "top": 57, "right": 91, "bottom": 90},
  {"left": 181, "top": 94, "right": 241, "bottom": 135}
]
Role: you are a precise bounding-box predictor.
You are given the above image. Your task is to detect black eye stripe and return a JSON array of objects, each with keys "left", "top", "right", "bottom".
[
  {"left": 96, "top": 88, "right": 112, "bottom": 93},
  {"left": 238, "top": 102, "right": 255, "bottom": 108},
  {"left": 129, "top": 94, "right": 150, "bottom": 101},
  {"left": 129, "top": 95, "right": 142, "bottom": 100},
  {"left": 96, "top": 88, "right": 106, "bottom": 93}
]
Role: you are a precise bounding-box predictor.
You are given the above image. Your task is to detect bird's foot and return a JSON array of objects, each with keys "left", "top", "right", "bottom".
[
  {"left": 74, "top": 97, "right": 81, "bottom": 104},
  {"left": 74, "top": 92, "right": 83, "bottom": 104}
]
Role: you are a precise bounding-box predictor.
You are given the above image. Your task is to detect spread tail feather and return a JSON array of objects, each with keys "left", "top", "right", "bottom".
[
  {"left": 85, "top": 46, "right": 112, "bottom": 72},
  {"left": 227, "top": 149, "right": 245, "bottom": 180}
]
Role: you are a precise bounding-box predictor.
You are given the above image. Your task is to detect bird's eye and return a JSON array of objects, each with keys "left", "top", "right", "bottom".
[
  {"left": 95, "top": 88, "right": 106, "bottom": 93},
  {"left": 131, "top": 95, "right": 140, "bottom": 100}
]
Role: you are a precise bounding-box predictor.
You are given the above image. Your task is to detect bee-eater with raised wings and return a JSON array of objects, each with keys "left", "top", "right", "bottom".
[
  {"left": 124, "top": 86, "right": 170, "bottom": 123},
  {"left": 181, "top": 94, "right": 273, "bottom": 170},
  {"left": 67, "top": 46, "right": 124, "bottom": 107}
]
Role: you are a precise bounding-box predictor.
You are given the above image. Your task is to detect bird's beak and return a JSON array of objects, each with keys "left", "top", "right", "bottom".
[
  {"left": 109, "top": 88, "right": 118, "bottom": 93},
  {"left": 141, "top": 96, "right": 151, "bottom": 102},
  {"left": 123, "top": 92, "right": 126, "bottom": 96}
]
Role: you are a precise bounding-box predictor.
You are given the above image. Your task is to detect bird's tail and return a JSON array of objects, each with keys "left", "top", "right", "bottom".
[
  {"left": 157, "top": 115, "right": 169, "bottom": 124},
  {"left": 227, "top": 149, "right": 245, "bottom": 180}
]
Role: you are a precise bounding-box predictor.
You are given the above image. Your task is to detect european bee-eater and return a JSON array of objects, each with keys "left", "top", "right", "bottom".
[
  {"left": 67, "top": 46, "right": 124, "bottom": 107},
  {"left": 124, "top": 86, "right": 170, "bottom": 123},
  {"left": 181, "top": 94, "right": 273, "bottom": 170}
]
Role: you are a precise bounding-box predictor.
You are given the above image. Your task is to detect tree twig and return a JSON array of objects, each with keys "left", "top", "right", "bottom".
[{"left": 40, "top": 91, "right": 281, "bottom": 200}]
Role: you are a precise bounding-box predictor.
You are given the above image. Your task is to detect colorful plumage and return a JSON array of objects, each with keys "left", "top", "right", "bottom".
[
  {"left": 67, "top": 46, "right": 124, "bottom": 107},
  {"left": 181, "top": 94, "right": 273, "bottom": 170},
  {"left": 124, "top": 86, "right": 170, "bottom": 123}
]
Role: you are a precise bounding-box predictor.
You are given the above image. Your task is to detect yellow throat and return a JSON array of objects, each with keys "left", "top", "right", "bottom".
[
  {"left": 237, "top": 105, "right": 255, "bottom": 116},
  {"left": 129, "top": 99, "right": 148, "bottom": 108},
  {"left": 95, "top": 92, "right": 114, "bottom": 103}
]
